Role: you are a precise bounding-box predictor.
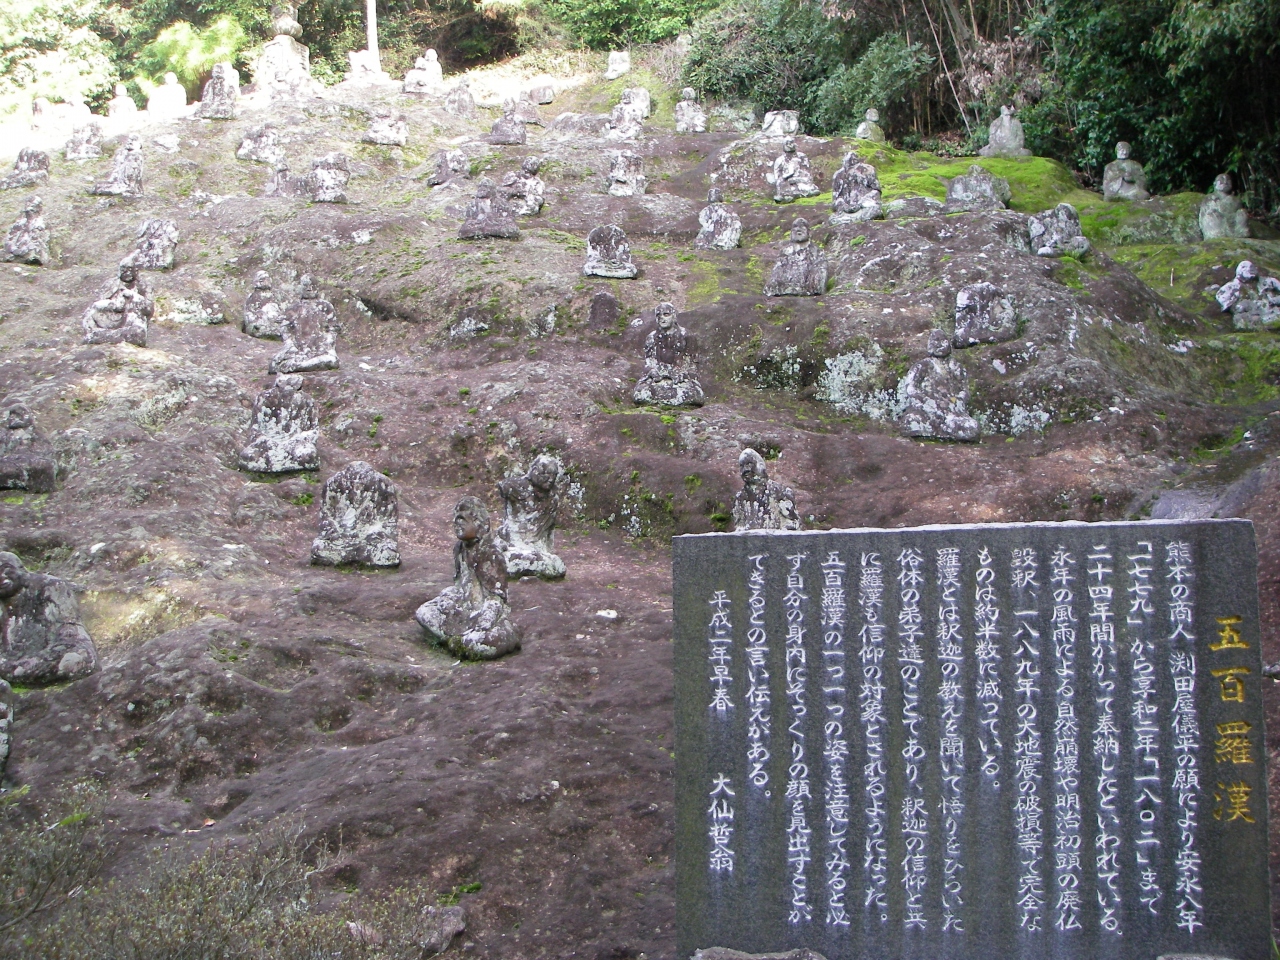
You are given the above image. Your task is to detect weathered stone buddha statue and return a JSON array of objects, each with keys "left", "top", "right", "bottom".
[{"left": 633, "top": 302, "right": 705, "bottom": 407}]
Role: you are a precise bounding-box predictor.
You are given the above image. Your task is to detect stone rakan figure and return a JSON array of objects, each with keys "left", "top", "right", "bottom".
[
  {"left": 979, "top": 104, "right": 1031, "bottom": 157},
  {"left": 0, "top": 552, "right": 98, "bottom": 685},
  {"left": 607, "top": 150, "right": 646, "bottom": 197},
  {"left": 243, "top": 271, "right": 282, "bottom": 338},
  {"left": 500, "top": 157, "right": 545, "bottom": 216},
  {"left": 1028, "top": 203, "right": 1091, "bottom": 257},
  {"left": 363, "top": 106, "right": 408, "bottom": 146},
  {"left": 1199, "top": 173, "right": 1249, "bottom": 240},
  {"left": 604, "top": 50, "right": 631, "bottom": 81},
  {"left": 767, "top": 137, "right": 819, "bottom": 203},
  {"left": 270, "top": 275, "right": 339, "bottom": 373},
  {"left": 236, "top": 124, "right": 284, "bottom": 166},
  {"left": 765, "top": 218, "right": 827, "bottom": 297},
  {"left": 91, "top": 135, "right": 144, "bottom": 198},
  {"left": 1, "top": 148, "right": 51, "bottom": 190},
  {"left": 415, "top": 497, "right": 522, "bottom": 661},
  {"left": 633, "top": 301, "right": 705, "bottom": 407},
  {"left": 897, "top": 330, "right": 980, "bottom": 442},
  {"left": 0, "top": 403, "right": 57, "bottom": 493},
  {"left": 197, "top": 62, "right": 239, "bottom": 119},
  {"left": 82, "top": 258, "right": 153, "bottom": 347},
  {"left": 238, "top": 374, "right": 319, "bottom": 473},
  {"left": 107, "top": 83, "right": 137, "bottom": 119},
  {"left": 695, "top": 188, "right": 741, "bottom": 250},
  {"left": 147, "top": 72, "right": 188, "bottom": 119},
  {"left": 64, "top": 121, "right": 103, "bottom": 161},
  {"left": 426, "top": 148, "right": 469, "bottom": 187},
  {"left": 760, "top": 110, "right": 800, "bottom": 137},
  {"left": 583, "top": 223, "right": 637, "bottom": 279},
  {"left": 495, "top": 454, "right": 566, "bottom": 580},
  {"left": 946, "top": 164, "right": 1011, "bottom": 211},
  {"left": 311, "top": 460, "right": 400, "bottom": 567},
  {"left": 953, "top": 281, "right": 1017, "bottom": 346},
  {"left": 488, "top": 108, "right": 527, "bottom": 146},
  {"left": 443, "top": 81, "right": 476, "bottom": 118},
  {"left": 1103, "top": 141, "right": 1150, "bottom": 202},
  {"left": 675, "top": 88, "right": 707, "bottom": 133},
  {"left": 831, "top": 152, "right": 883, "bottom": 221},
  {"left": 130, "top": 218, "right": 179, "bottom": 270},
  {"left": 732, "top": 448, "right": 800, "bottom": 532},
  {"left": 854, "top": 107, "right": 885, "bottom": 142},
  {"left": 403, "top": 49, "right": 444, "bottom": 94},
  {"left": 1216, "top": 260, "right": 1280, "bottom": 331},
  {"left": 459, "top": 177, "right": 520, "bottom": 240},
  {"left": 4, "top": 196, "right": 49, "bottom": 265},
  {"left": 503, "top": 93, "right": 542, "bottom": 126},
  {"left": 304, "top": 153, "right": 350, "bottom": 203}
]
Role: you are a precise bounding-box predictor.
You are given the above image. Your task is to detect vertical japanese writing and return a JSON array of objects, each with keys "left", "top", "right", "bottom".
[
  {"left": 746, "top": 555, "right": 771, "bottom": 788},
  {"left": 708, "top": 590, "right": 733, "bottom": 714},
  {"left": 1050, "top": 547, "right": 1082, "bottom": 932},
  {"left": 1087, "top": 544, "right": 1122, "bottom": 934},
  {"left": 1012, "top": 548, "right": 1045, "bottom": 931},
  {"left": 1125, "top": 541, "right": 1163, "bottom": 916},
  {"left": 974, "top": 547, "right": 1004, "bottom": 783},
  {"left": 859, "top": 551, "right": 889, "bottom": 916},
  {"left": 937, "top": 547, "right": 965, "bottom": 932},
  {"left": 898, "top": 547, "right": 928, "bottom": 930},
  {"left": 1166, "top": 541, "right": 1203, "bottom": 935},
  {"left": 785, "top": 553, "right": 812, "bottom": 924},
  {"left": 709, "top": 774, "right": 736, "bottom": 874},
  {"left": 820, "top": 552, "right": 851, "bottom": 928}
]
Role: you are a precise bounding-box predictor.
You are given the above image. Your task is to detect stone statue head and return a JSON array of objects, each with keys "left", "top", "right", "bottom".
[
  {"left": 1000, "top": 104, "right": 1013, "bottom": 118},
  {"left": 299, "top": 274, "right": 317, "bottom": 299},
  {"left": 118, "top": 259, "right": 138, "bottom": 284},
  {"left": 0, "top": 551, "right": 27, "bottom": 600},
  {"left": 927, "top": 329, "right": 952, "bottom": 358},
  {"left": 738, "top": 447, "right": 767, "bottom": 486},
  {"left": 164, "top": 72, "right": 179, "bottom": 87},
  {"left": 5, "top": 403, "right": 33, "bottom": 430},
  {"left": 275, "top": 373, "right": 304, "bottom": 398},
  {"left": 528, "top": 454, "right": 561, "bottom": 491},
  {"left": 789, "top": 218, "right": 810, "bottom": 244},
  {"left": 782, "top": 137, "right": 797, "bottom": 154},
  {"left": 125, "top": 134, "right": 142, "bottom": 152},
  {"left": 1115, "top": 141, "right": 1132, "bottom": 160},
  {"left": 426, "top": 49, "right": 438, "bottom": 62},
  {"left": 114, "top": 83, "right": 129, "bottom": 98},
  {"left": 620, "top": 89, "right": 634, "bottom": 104},
  {"left": 454, "top": 496, "right": 490, "bottom": 542},
  {"left": 253, "top": 270, "right": 272, "bottom": 290},
  {"left": 707, "top": 187, "right": 723, "bottom": 204},
  {"left": 655, "top": 301, "right": 677, "bottom": 331},
  {"left": 521, "top": 156, "right": 542, "bottom": 176},
  {"left": 1236, "top": 260, "right": 1259, "bottom": 282},
  {"left": 865, "top": 108, "right": 879, "bottom": 122},
  {"left": 681, "top": 87, "right": 696, "bottom": 102},
  {"left": 1214, "top": 173, "right": 1234, "bottom": 196},
  {"left": 475, "top": 177, "right": 496, "bottom": 199}
]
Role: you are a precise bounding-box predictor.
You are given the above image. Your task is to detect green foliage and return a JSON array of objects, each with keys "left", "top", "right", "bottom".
[
  {"left": 538, "top": 0, "right": 719, "bottom": 48},
  {"left": 0, "top": 0, "right": 117, "bottom": 119},
  {"left": 809, "top": 33, "right": 933, "bottom": 134},
  {"left": 135, "top": 16, "right": 247, "bottom": 95}
]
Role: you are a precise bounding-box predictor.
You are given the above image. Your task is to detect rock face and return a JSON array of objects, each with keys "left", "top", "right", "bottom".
[
  {"left": 243, "top": 270, "right": 283, "bottom": 338},
  {"left": 91, "top": 136, "right": 144, "bottom": 197},
  {"left": 583, "top": 224, "right": 637, "bottom": 279},
  {"left": 953, "top": 281, "right": 1017, "bottom": 346},
  {"left": 0, "top": 148, "right": 51, "bottom": 190},
  {"left": 363, "top": 107, "right": 408, "bottom": 146},
  {"left": 236, "top": 125, "right": 285, "bottom": 166},
  {"left": 854, "top": 107, "right": 885, "bottom": 142},
  {"left": 604, "top": 50, "right": 631, "bottom": 80},
  {"left": 946, "top": 164, "right": 1011, "bottom": 210},
  {"left": 4, "top": 196, "right": 49, "bottom": 265},
  {"left": 81, "top": 260, "right": 153, "bottom": 346},
  {"left": 146, "top": 72, "right": 188, "bottom": 119},
  {"left": 403, "top": 49, "right": 444, "bottom": 94},
  {"left": 304, "top": 153, "right": 350, "bottom": 203},
  {"left": 0, "top": 552, "right": 98, "bottom": 685},
  {"left": 197, "top": 63, "right": 239, "bottom": 119},
  {"left": 495, "top": 455, "right": 566, "bottom": 580},
  {"left": 979, "top": 104, "right": 1031, "bottom": 157},
  {"left": 764, "top": 218, "right": 827, "bottom": 297},
  {"left": 488, "top": 111, "right": 527, "bottom": 146},
  {"left": 459, "top": 178, "right": 520, "bottom": 240},
  {"left": 415, "top": 497, "right": 522, "bottom": 660},
  {"left": 1216, "top": 260, "right": 1280, "bottom": 330},
  {"left": 548, "top": 112, "right": 612, "bottom": 139},
  {"left": 830, "top": 152, "right": 883, "bottom": 221},
  {"left": 1028, "top": 203, "right": 1091, "bottom": 257},
  {"left": 252, "top": 35, "right": 324, "bottom": 100},
  {"left": 0, "top": 403, "right": 56, "bottom": 493},
  {"left": 1200, "top": 173, "right": 1249, "bottom": 239},
  {"left": 443, "top": 82, "right": 475, "bottom": 118},
  {"left": 238, "top": 374, "right": 319, "bottom": 473},
  {"left": 310, "top": 461, "right": 400, "bottom": 567},
  {"left": 1103, "top": 141, "right": 1150, "bottom": 202},
  {"left": 130, "top": 218, "right": 179, "bottom": 270},
  {"left": 633, "top": 302, "right": 705, "bottom": 407},
  {"left": 64, "top": 122, "right": 103, "bottom": 161},
  {"left": 897, "top": 330, "right": 980, "bottom": 441},
  {"left": 107, "top": 84, "right": 137, "bottom": 119},
  {"left": 500, "top": 157, "right": 545, "bottom": 216},
  {"left": 767, "top": 138, "right": 819, "bottom": 203},
  {"left": 761, "top": 110, "right": 800, "bottom": 137},
  {"left": 695, "top": 188, "right": 741, "bottom": 250},
  {"left": 675, "top": 88, "right": 707, "bottom": 133},
  {"left": 607, "top": 151, "right": 647, "bottom": 197},
  {"left": 270, "top": 276, "right": 339, "bottom": 373},
  {"left": 426, "top": 148, "right": 469, "bottom": 186},
  {"left": 732, "top": 448, "right": 801, "bottom": 531}
]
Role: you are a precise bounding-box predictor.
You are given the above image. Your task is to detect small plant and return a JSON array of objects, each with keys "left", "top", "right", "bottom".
[{"left": 290, "top": 492, "right": 314, "bottom": 507}]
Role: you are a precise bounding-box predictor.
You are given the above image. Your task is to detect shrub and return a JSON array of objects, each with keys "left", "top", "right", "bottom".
[
  {"left": 134, "top": 16, "right": 247, "bottom": 97},
  {"left": 539, "top": 0, "right": 720, "bottom": 48},
  {"left": 809, "top": 33, "right": 933, "bottom": 134},
  {"left": 0, "top": 0, "right": 118, "bottom": 120}
]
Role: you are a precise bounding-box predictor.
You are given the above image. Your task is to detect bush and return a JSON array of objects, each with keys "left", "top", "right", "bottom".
[
  {"left": 809, "top": 33, "right": 933, "bottom": 135},
  {"left": 540, "top": 0, "right": 721, "bottom": 49},
  {"left": 135, "top": 16, "right": 247, "bottom": 98},
  {"left": 0, "top": 0, "right": 118, "bottom": 120}
]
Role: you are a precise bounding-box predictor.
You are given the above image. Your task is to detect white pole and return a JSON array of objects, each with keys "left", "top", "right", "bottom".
[{"left": 366, "top": 0, "right": 380, "bottom": 71}]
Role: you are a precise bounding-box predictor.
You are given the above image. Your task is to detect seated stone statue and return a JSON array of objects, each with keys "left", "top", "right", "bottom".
[
  {"left": 854, "top": 108, "right": 885, "bottom": 142},
  {"left": 583, "top": 223, "right": 638, "bottom": 279},
  {"left": 270, "top": 275, "right": 339, "bottom": 373},
  {"left": 767, "top": 138, "right": 819, "bottom": 203},
  {"left": 503, "top": 93, "right": 542, "bottom": 126},
  {"left": 831, "top": 153, "right": 883, "bottom": 221},
  {"left": 197, "top": 62, "right": 239, "bottom": 119},
  {"left": 495, "top": 455, "right": 565, "bottom": 580},
  {"left": 695, "top": 188, "right": 741, "bottom": 250},
  {"left": 0, "top": 148, "right": 50, "bottom": 190},
  {"left": 238, "top": 374, "right": 319, "bottom": 473},
  {"left": 243, "top": 270, "right": 282, "bottom": 338},
  {"left": 1027, "top": 203, "right": 1091, "bottom": 257},
  {"left": 236, "top": 124, "right": 284, "bottom": 166},
  {"left": 1216, "top": 260, "right": 1280, "bottom": 330},
  {"left": 896, "top": 330, "right": 979, "bottom": 442},
  {"left": 311, "top": 460, "right": 400, "bottom": 566},
  {"left": 304, "top": 153, "right": 350, "bottom": 203},
  {"left": 415, "top": 497, "right": 522, "bottom": 660},
  {"left": 0, "top": 403, "right": 56, "bottom": 492},
  {"left": 606, "top": 92, "right": 644, "bottom": 140},
  {"left": 4, "top": 196, "right": 49, "bottom": 265},
  {"left": 403, "top": 49, "right": 444, "bottom": 94},
  {"left": 82, "top": 258, "right": 153, "bottom": 346},
  {"left": 607, "top": 150, "right": 647, "bottom": 196},
  {"left": 761, "top": 110, "right": 800, "bottom": 137},
  {"left": 979, "top": 105, "right": 1031, "bottom": 157},
  {"left": 1102, "top": 141, "right": 1150, "bottom": 202},
  {"left": 91, "top": 135, "right": 144, "bottom": 197},
  {"left": 131, "top": 218, "right": 179, "bottom": 270},
  {"left": 1199, "top": 173, "right": 1249, "bottom": 239},
  {"left": 953, "top": 281, "right": 1017, "bottom": 346},
  {"left": 732, "top": 448, "right": 800, "bottom": 531},
  {"left": 107, "top": 83, "right": 137, "bottom": 119},
  {"left": 426, "top": 148, "right": 469, "bottom": 187},
  {"left": 764, "top": 218, "right": 827, "bottom": 297},
  {"left": 0, "top": 552, "right": 98, "bottom": 685},
  {"left": 363, "top": 106, "right": 408, "bottom": 146},
  {"left": 443, "top": 81, "right": 475, "bottom": 118},
  {"left": 633, "top": 302, "right": 705, "bottom": 407},
  {"left": 64, "top": 121, "right": 103, "bottom": 161},
  {"left": 488, "top": 109, "right": 527, "bottom": 145},
  {"left": 945, "top": 164, "right": 1011, "bottom": 210},
  {"left": 500, "top": 157, "right": 545, "bottom": 216},
  {"left": 459, "top": 177, "right": 520, "bottom": 239},
  {"left": 604, "top": 50, "right": 630, "bottom": 80},
  {"left": 675, "top": 88, "right": 707, "bottom": 133},
  {"left": 146, "top": 72, "right": 188, "bottom": 119}
]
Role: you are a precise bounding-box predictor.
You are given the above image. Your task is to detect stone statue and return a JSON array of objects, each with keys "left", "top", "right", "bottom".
[
  {"left": 606, "top": 90, "right": 644, "bottom": 140},
  {"left": 236, "top": 125, "right": 285, "bottom": 167},
  {"left": 403, "top": 49, "right": 444, "bottom": 94},
  {"left": 64, "top": 121, "right": 103, "bottom": 161},
  {"left": 304, "top": 153, "right": 350, "bottom": 203},
  {"left": 0, "top": 553, "right": 97, "bottom": 685},
  {"left": 443, "top": 81, "right": 476, "bottom": 118},
  {"left": 945, "top": 164, "right": 1011, "bottom": 211},
  {"left": 311, "top": 460, "right": 400, "bottom": 567},
  {"left": 0, "top": 677, "right": 10, "bottom": 775},
  {"left": 146, "top": 72, "right": 188, "bottom": 119},
  {"left": 831, "top": 152, "right": 883, "bottom": 221},
  {"left": 583, "top": 223, "right": 637, "bottom": 279},
  {"left": 265, "top": 160, "right": 305, "bottom": 199},
  {"left": 426, "top": 148, "right": 470, "bottom": 187},
  {"left": 0, "top": 148, "right": 50, "bottom": 190},
  {"left": 675, "top": 88, "right": 707, "bottom": 133},
  {"left": 854, "top": 108, "right": 885, "bottom": 142},
  {"left": 252, "top": 15, "right": 324, "bottom": 100},
  {"left": 633, "top": 302, "right": 705, "bottom": 407},
  {"left": 953, "top": 281, "right": 1017, "bottom": 346},
  {"left": 495, "top": 454, "right": 566, "bottom": 580},
  {"left": 130, "top": 218, "right": 179, "bottom": 270},
  {"left": 528, "top": 82, "right": 554, "bottom": 104},
  {"left": 764, "top": 218, "right": 827, "bottom": 297},
  {"left": 500, "top": 157, "right": 545, "bottom": 216},
  {"left": 0, "top": 403, "right": 56, "bottom": 493},
  {"left": 767, "top": 137, "right": 819, "bottom": 203},
  {"left": 732, "top": 448, "right": 800, "bottom": 532},
  {"left": 896, "top": 330, "right": 979, "bottom": 442},
  {"left": 604, "top": 50, "right": 631, "bottom": 80},
  {"left": 1102, "top": 142, "right": 1150, "bottom": 202},
  {"left": 81, "top": 258, "right": 153, "bottom": 346},
  {"left": 238, "top": 374, "right": 319, "bottom": 473},
  {"left": 91, "top": 135, "right": 144, "bottom": 197},
  {"left": 243, "top": 271, "right": 283, "bottom": 338},
  {"left": 1199, "top": 173, "right": 1249, "bottom": 240},
  {"left": 107, "top": 83, "right": 137, "bottom": 119},
  {"left": 761, "top": 110, "right": 800, "bottom": 137},
  {"left": 271, "top": 275, "right": 339, "bottom": 373},
  {"left": 607, "top": 150, "right": 647, "bottom": 197},
  {"left": 503, "top": 93, "right": 543, "bottom": 126},
  {"left": 415, "top": 497, "right": 522, "bottom": 660},
  {"left": 363, "top": 106, "right": 408, "bottom": 146},
  {"left": 4, "top": 197, "right": 49, "bottom": 265},
  {"left": 1216, "top": 260, "right": 1280, "bottom": 330},
  {"left": 1028, "top": 203, "right": 1091, "bottom": 257},
  {"left": 979, "top": 105, "right": 1031, "bottom": 157},
  {"left": 197, "top": 63, "right": 239, "bottom": 119},
  {"left": 695, "top": 188, "right": 741, "bottom": 250},
  {"left": 488, "top": 109, "right": 527, "bottom": 146},
  {"left": 459, "top": 177, "right": 520, "bottom": 240}
]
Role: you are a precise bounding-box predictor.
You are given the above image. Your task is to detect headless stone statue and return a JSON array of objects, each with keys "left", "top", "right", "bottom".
[
  {"left": 0, "top": 403, "right": 56, "bottom": 493},
  {"left": 831, "top": 152, "right": 883, "bottom": 221},
  {"left": 607, "top": 150, "right": 646, "bottom": 196},
  {"left": 897, "top": 330, "right": 979, "bottom": 442},
  {"left": 0, "top": 148, "right": 50, "bottom": 190},
  {"left": 130, "top": 218, "right": 179, "bottom": 270},
  {"left": 64, "top": 121, "right": 103, "bottom": 161},
  {"left": 0, "top": 552, "right": 98, "bottom": 685},
  {"left": 459, "top": 177, "right": 520, "bottom": 240},
  {"left": 403, "top": 49, "right": 444, "bottom": 94},
  {"left": 426, "top": 148, "right": 470, "bottom": 187},
  {"left": 270, "top": 275, "right": 339, "bottom": 373},
  {"left": 488, "top": 109, "right": 527, "bottom": 146},
  {"left": 607, "top": 92, "right": 644, "bottom": 141},
  {"left": 503, "top": 93, "right": 542, "bottom": 126},
  {"left": 1028, "top": 203, "right": 1091, "bottom": 257},
  {"left": 1102, "top": 141, "right": 1150, "bottom": 202},
  {"left": 767, "top": 137, "right": 819, "bottom": 203},
  {"left": 82, "top": 259, "right": 153, "bottom": 346},
  {"left": 765, "top": 218, "right": 827, "bottom": 297},
  {"left": 979, "top": 105, "right": 1031, "bottom": 157},
  {"left": 444, "top": 82, "right": 476, "bottom": 118},
  {"left": 500, "top": 157, "right": 545, "bottom": 216},
  {"left": 584, "top": 223, "right": 638, "bottom": 279},
  {"left": 197, "top": 63, "right": 239, "bottom": 119},
  {"left": 732, "top": 448, "right": 800, "bottom": 531},
  {"left": 1216, "top": 260, "right": 1280, "bottom": 330},
  {"left": 243, "top": 270, "right": 283, "bottom": 338},
  {"left": 4, "top": 196, "right": 49, "bottom": 266},
  {"left": 946, "top": 164, "right": 1011, "bottom": 211},
  {"left": 854, "top": 108, "right": 885, "bottom": 142},
  {"left": 675, "top": 88, "right": 707, "bottom": 133},
  {"left": 953, "top": 281, "right": 1017, "bottom": 346},
  {"left": 695, "top": 187, "right": 741, "bottom": 250},
  {"left": 761, "top": 110, "right": 800, "bottom": 137},
  {"left": 107, "top": 83, "right": 137, "bottom": 119},
  {"left": 604, "top": 50, "right": 631, "bottom": 80},
  {"left": 147, "top": 72, "right": 188, "bottom": 120},
  {"left": 310, "top": 460, "right": 400, "bottom": 567},
  {"left": 304, "top": 153, "right": 350, "bottom": 203},
  {"left": 1199, "top": 173, "right": 1249, "bottom": 240},
  {"left": 91, "top": 135, "right": 144, "bottom": 197},
  {"left": 238, "top": 374, "right": 319, "bottom": 473},
  {"left": 363, "top": 106, "right": 408, "bottom": 146},
  {"left": 415, "top": 497, "right": 522, "bottom": 660},
  {"left": 495, "top": 454, "right": 566, "bottom": 580},
  {"left": 633, "top": 302, "right": 705, "bottom": 407},
  {"left": 237, "top": 125, "right": 284, "bottom": 167}
]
